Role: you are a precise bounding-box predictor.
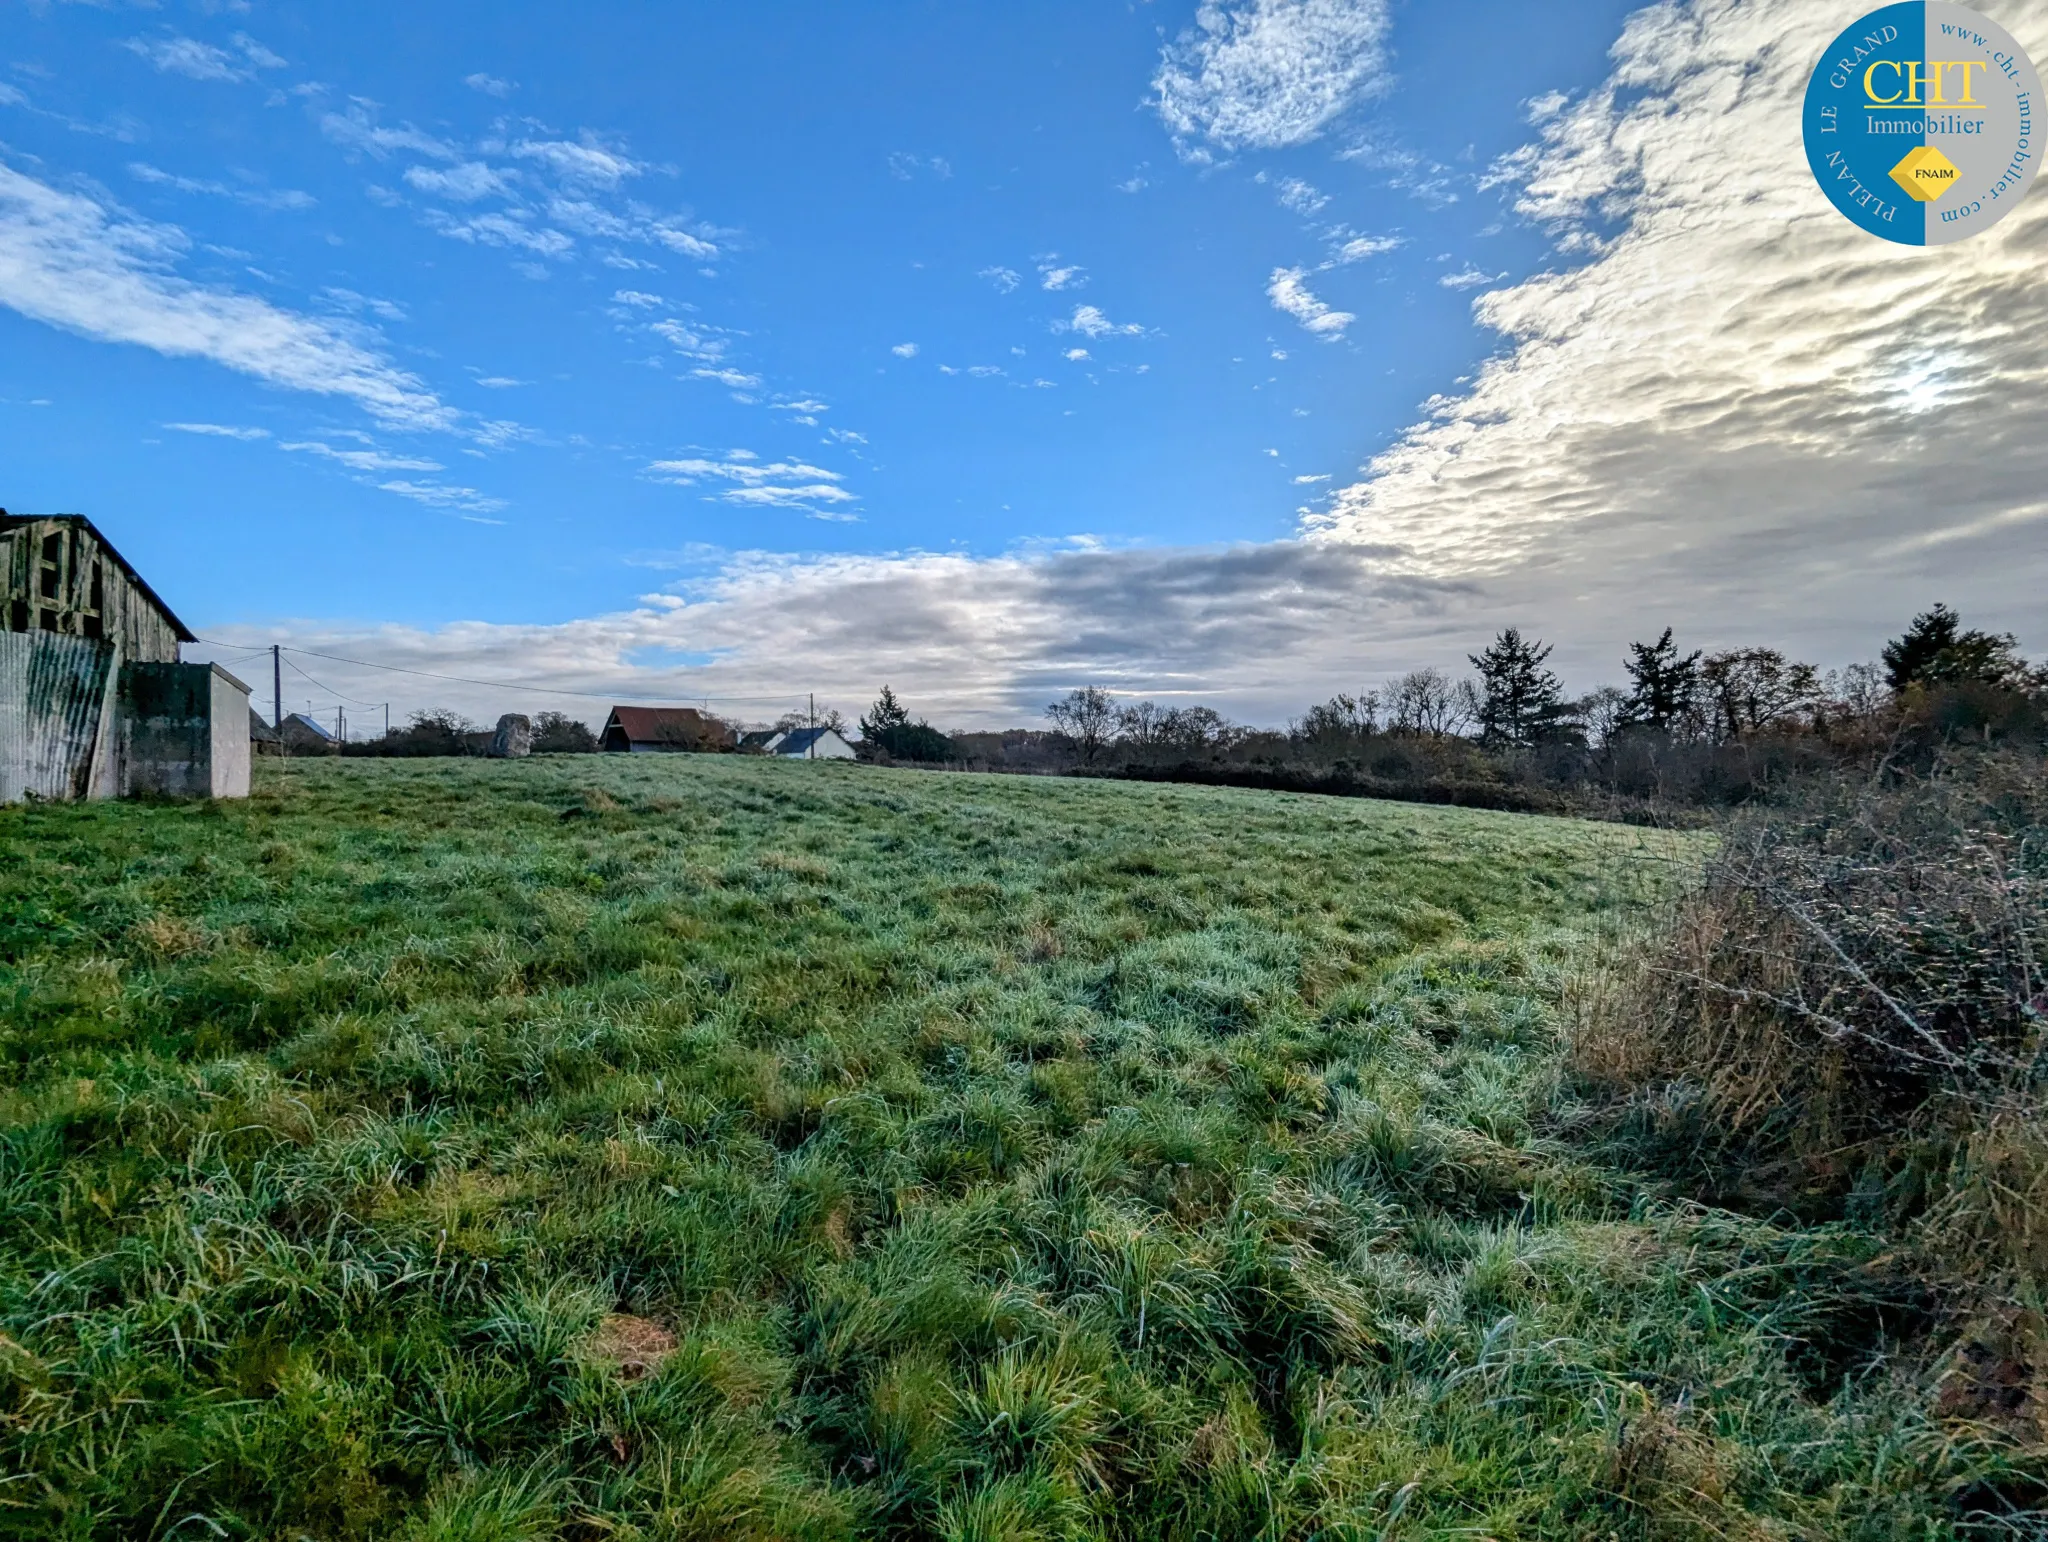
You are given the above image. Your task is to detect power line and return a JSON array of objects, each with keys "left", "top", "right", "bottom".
[
  {"left": 188, "top": 637, "right": 816, "bottom": 707},
  {"left": 281, "top": 652, "right": 388, "bottom": 709}
]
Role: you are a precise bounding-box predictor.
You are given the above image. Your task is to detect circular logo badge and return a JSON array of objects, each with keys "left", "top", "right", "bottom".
[{"left": 1803, "top": 3, "right": 2042, "bottom": 243}]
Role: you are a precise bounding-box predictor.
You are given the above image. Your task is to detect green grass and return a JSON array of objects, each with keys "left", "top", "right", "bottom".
[{"left": 0, "top": 757, "right": 2024, "bottom": 1539}]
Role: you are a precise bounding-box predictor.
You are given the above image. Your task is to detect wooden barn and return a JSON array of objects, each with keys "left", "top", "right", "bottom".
[
  {"left": 1, "top": 510, "right": 250, "bottom": 802},
  {"left": 600, "top": 705, "right": 734, "bottom": 753}
]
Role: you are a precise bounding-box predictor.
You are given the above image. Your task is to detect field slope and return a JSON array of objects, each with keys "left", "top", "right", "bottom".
[{"left": 0, "top": 759, "right": 2009, "bottom": 1539}]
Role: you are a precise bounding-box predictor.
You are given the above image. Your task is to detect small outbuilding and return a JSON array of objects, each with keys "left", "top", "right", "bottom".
[
  {"left": 766, "top": 726, "right": 857, "bottom": 760},
  {"left": 1, "top": 510, "right": 251, "bottom": 801},
  {"left": 600, "top": 706, "right": 733, "bottom": 753},
  {"left": 278, "top": 713, "right": 339, "bottom": 755}
]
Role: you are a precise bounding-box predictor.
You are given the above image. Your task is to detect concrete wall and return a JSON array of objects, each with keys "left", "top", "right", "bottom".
[{"left": 117, "top": 663, "right": 252, "bottom": 799}]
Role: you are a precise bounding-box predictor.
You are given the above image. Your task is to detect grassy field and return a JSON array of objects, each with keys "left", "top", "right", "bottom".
[{"left": 0, "top": 757, "right": 2024, "bottom": 1539}]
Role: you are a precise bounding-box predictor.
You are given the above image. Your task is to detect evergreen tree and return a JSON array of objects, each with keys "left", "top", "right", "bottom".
[
  {"left": 1619, "top": 628, "right": 1701, "bottom": 734},
  {"left": 859, "top": 685, "right": 911, "bottom": 741},
  {"left": 858, "top": 686, "right": 951, "bottom": 762},
  {"left": 1882, "top": 605, "right": 1961, "bottom": 692},
  {"left": 1882, "top": 604, "right": 2028, "bottom": 692},
  {"left": 1468, "top": 628, "right": 1568, "bottom": 746}
]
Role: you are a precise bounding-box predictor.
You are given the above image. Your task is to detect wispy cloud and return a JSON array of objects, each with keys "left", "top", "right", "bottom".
[
  {"left": 612, "top": 288, "right": 665, "bottom": 307},
  {"left": 1266, "top": 266, "right": 1352, "bottom": 338},
  {"left": 510, "top": 136, "right": 642, "bottom": 188},
  {"left": 320, "top": 100, "right": 460, "bottom": 161},
  {"left": 1438, "top": 264, "right": 1502, "bottom": 291},
  {"left": 0, "top": 162, "right": 459, "bottom": 434},
  {"left": 165, "top": 421, "right": 268, "bottom": 439},
  {"left": 129, "top": 161, "right": 315, "bottom": 211},
  {"left": 1153, "top": 0, "right": 1390, "bottom": 158},
  {"left": 1064, "top": 347, "right": 1090, "bottom": 361},
  {"left": 1059, "top": 304, "right": 1143, "bottom": 339},
  {"left": 689, "top": 366, "right": 764, "bottom": 390},
  {"left": 1327, "top": 232, "right": 1401, "bottom": 264},
  {"left": 376, "top": 479, "right": 508, "bottom": 516},
  {"left": 403, "top": 161, "right": 517, "bottom": 202},
  {"left": 891, "top": 342, "right": 919, "bottom": 358},
  {"left": 122, "top": 31, "right": 286, "bottom": 83},
  {"left": 1038, "top": 259, "right": 1086, "bottom": 291},
  {"left": 464, "top": 73, "right": 515, "bottom": 97},
  {"left": 281, "top": 439, "right": 444, "bottom": 473},
  {"left": 979, "top": 265, "right": 1020, "bottom": 293},
  {"left": 648, "top": 450, "right": 856, "bottom": 513},
  {"left": 1273, "top": 175, "right": 1327, "bottom": 213},
  {"left": 424, "top": 208, "right": 574, "bottom": 257}
]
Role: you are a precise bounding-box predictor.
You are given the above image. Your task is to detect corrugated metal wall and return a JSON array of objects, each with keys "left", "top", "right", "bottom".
[{"left": 0, "top": 631, "right": 116, "bottom": 802}]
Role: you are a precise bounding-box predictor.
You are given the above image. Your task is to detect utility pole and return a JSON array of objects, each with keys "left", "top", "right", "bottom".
[
  {"left": 809, "top": 692, "right": 816, "bottom": 757},
  {"left": 272, "top": 645, "right": 282, "bottom": 730},
  {"left": 383, "top": 703, "right": 390, "bottom": 739}
]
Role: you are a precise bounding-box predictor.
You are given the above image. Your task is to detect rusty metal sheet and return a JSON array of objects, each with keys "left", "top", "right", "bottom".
[{"left": 0, "top": 630, "right": 116, "bottom": 802}]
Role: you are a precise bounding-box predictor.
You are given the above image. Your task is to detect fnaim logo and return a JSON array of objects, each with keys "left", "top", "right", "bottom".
[{"left": 1804, "top": 3, "right": 2041, "bottom": 243}]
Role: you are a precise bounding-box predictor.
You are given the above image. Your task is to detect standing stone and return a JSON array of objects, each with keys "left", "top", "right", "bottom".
[{"left": 487, "top": 713, "right": 532, "bottom": 758}]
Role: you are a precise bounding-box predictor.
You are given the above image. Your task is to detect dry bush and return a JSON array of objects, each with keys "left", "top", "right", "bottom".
[{"left": 1575, "top": 751, "right": 2048, "bottom": 1253}]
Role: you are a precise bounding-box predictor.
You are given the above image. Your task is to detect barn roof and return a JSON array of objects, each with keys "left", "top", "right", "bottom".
[
  {"left": 604, "top": 705, "right": 725, "bottom": 741},
  {"left": 0, "top": 512, "right": 198, "bottom": 642}
]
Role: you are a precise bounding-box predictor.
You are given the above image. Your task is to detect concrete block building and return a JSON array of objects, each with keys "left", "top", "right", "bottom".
[{"left": 0, "top": 511, "right": 250, "bottom": 801}]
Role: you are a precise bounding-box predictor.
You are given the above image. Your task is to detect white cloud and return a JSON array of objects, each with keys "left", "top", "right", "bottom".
[
  {"left": 1154, "top": 0, "right": 1390, "bottom": 157},
  {"left": 891, "top": 342, "right": 919, "bottom": 358},
  {"left": 1266, "top": 266, "right": 1352, "bottom": 338},
  {"left": 648, "top": 451, "right": 855, "bottom": 509},
  {"left": 689, "top": 366, "right": 763, "bottom": 390},
  {"left": 776, "top": 398, "right": 829, "bottom": 413},
  {"left": 1063, "top": 348, "right": 1090, "bottom": 362},
  {"left": 0, "top": 162, "right": 458, "bottom": 433},
  {"left": 425, "top": 209, "right": 573, "bottom": 257},
  {"left": 1329, "top": 232, "right": 1401, "bottom": 263},
  {"left": 320, "top": 287, "right": 407, "bottom": 322},
  {"left": 1060, "top": 304, "right": 1143, "bottom": 339},
  {"left": 320, "top": 102, "right": 459, "bottom": 161},
  {"left": 465, "top": 73, "right": 514, "bottom": 97},
  {"left": 1038, "top": 261, "right": 1086, "bottom": 291},
  {"left": 612, "top": 288, "right": 665, "bottom": 307},
  {"left": 826, "top": 427, "right": 866, "bottom": 444},
  {"left": 232, "top": 33, "right": 287, "bottom": 70},
  {"left": 1438, "top": 264, "right": 1500, "bottom": 290},
  {"left": 404, "top": 162, "right": 517, "bottom": 202},
  {"left": 473, "top": 376, "right": 522, "bottom": 389},
  {"left": 281, "top": 439, "right": 444, "bottom": 473},
  {"left": 1292, "top": 473, "right": 1329, "bottom": 484},
  {"left": 1274, "top": 175, "right": 1327, "bottom": 213},
  {"left": 129, "top": 162, "right": 315, "bottom": 211},
  {"left": 511, "top": 137, "right": 642, "bottom": 188},
  {"left": 165, "top": 421, "right": 268, "bottom": 439},
  {"left": 376, "top": 479, "right": 508, "bottom": 515},
  {"left": 979, "top": 265, "right": 1020, "bottom": 292},
  {"left": 122, "top": 31, "right": 284, "bottom": 82}
]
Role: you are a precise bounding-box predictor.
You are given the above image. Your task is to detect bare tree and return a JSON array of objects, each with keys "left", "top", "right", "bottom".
[
  {"left": 1116, "top": 699, "right": 1171, "bottom": 750},
  {"left": 1380, "top": 668, "right": 1469, "bottom": 738},
  {"left": 1701, "top": 648, "right": 1820, "bottom": 739},
  {"left": 1045, "top": 686, "right": 1119, "bottom": 763}
]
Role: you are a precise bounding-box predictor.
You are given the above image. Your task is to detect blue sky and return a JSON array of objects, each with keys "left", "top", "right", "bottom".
[{"left": 4, "top": 1, "right": 2045, "bottom": 727}]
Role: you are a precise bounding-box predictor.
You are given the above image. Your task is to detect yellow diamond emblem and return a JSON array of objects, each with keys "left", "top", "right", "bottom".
[{"left": 1890, "top": 144, "right": 1961, "bottom": 202}]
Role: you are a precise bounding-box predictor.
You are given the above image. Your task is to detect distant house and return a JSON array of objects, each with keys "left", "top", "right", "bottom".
[
  {"left": 766, "top": 726, "right": 857, "bottom": 760},
  {"left": 2, "top": 510, "right": 250, "bottom": 801},
  {"left": 279, "top": 713, "right": 338, "bottom": 754},
  {"left": 600, "top": 705, "right": 733, "bottom": 753},
  {"left": 738, "top": 729, "right": 782, "bottom": 752}
]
